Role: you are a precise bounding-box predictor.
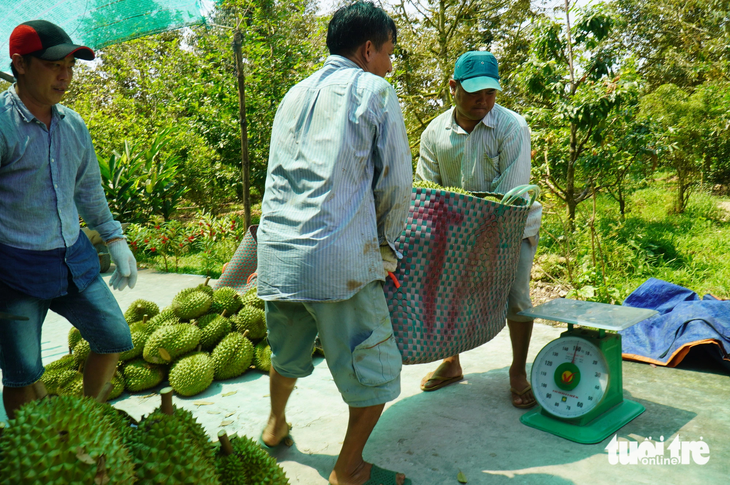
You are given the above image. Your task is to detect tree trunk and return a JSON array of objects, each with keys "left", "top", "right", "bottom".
[
  {"left": 233, "top": 29, "right": 251, "bottom": 231},
  {"left": 566, "top": 124, "right": 578, "bottom": 228}
]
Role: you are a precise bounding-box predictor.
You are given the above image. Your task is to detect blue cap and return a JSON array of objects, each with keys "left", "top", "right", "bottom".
[{"left": 453, "top": 51, "right": 501, "bottom": 93}]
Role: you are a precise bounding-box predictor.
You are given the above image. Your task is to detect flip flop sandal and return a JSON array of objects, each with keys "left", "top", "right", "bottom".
[
  {"left": 510, "top": 385, "right": 537, "bottom": 409},
  {"left": 352, "top": 465, "right": 412, "bottom": 485},
  {"left": 258, "top": 423, "right": 294, "bottom": 454},
  {"left": 420, "top": 371, "right": 464, "bottom": 392}
]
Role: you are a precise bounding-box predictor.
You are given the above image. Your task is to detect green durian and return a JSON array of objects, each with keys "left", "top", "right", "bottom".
[
  {"left": 196, "top": 277, "right": 215, "bottom": 296},
  {"left": 123, "top": 358, "right": 166, "bottom": 392},
  {"left": 73, "top": 339, "right": 91, "bottom": 368},
  {"left": 0, "top": 395, "right": 136, "bottom": 484},
  {"left": 169, "top": 351, "right": 215, "bottom": 397},
  {"left": 216, "top": 434, "right": 289, "bottom": 485},
  {"left": 40, "top": 365, "right": 77, "bottom": 395},
  {"left": 210, "top": 286, "right": 242, "bottom": 315},
  {"left": 108, "top": 370, "right": 126, "bottom": 400},
  {"left": 172, "top": 289, "right": 212, "bottom": 320},
  {"left": 68, "top": 326, "right": 82, "bottom": 351},
  {"left": 241, "top": 286, "right": 265, "bottom": 311},
  {"left": 253, "top": 340, "right": 272, "bottom": 373},
  {"left": 119, "top": 319, "right": 148, "bottom": 361},
  {"left": 124, "top": 299, "right": 160, "bottom": 324},
  {"left": 44, "top": 353, "right": 76, "bottom": 372},
  {"left": 58, "top": 371, "right": 84, "bottom": 397},
  {"left": 128, "top": 402, "right": 220, "bottom": 484},
  {"left": 144, "top": 308, "right": 179, "bottom": 338},
  {"left": 196, "top": 313, "right": 232, "bottom": 350},
  {"left": 232, "top": 306, "right": 267, "bottom": 340},
  {"left": 143, "top": 323, "right": 202, "bottom": 364},
  {"left": 413, "top": 179, "right": 471, "bottom": 196},
  {"left": 211, "top": 332, "right": 254, "bottom": 380}
]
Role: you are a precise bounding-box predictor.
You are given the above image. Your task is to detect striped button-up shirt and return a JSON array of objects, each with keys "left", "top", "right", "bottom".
[
  {"left": 416, "top": 105, "right": 542, "bottom": 238},
  {"left": 257, "top": 56, "right": 413, "bottom": 302},
  {"left": 0, "top": 85, "right": 122, "bottom": 298}
]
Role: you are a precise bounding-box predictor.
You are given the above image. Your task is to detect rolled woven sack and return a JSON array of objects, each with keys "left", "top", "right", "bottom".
[
  {"left": 385, "top": 186, "right": 533, "bottom": 365},
  {"left": 213, "top": 224, "right": 258, "bottom": 294}
]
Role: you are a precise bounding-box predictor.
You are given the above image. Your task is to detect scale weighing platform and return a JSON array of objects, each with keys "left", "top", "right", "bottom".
[{"left": 518, "top": 299, "right": 658, "bottom": 444}]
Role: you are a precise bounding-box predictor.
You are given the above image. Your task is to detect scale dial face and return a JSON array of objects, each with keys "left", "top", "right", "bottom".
[{"left": 532, "top": 336, "right": 609, "bottom": 419}]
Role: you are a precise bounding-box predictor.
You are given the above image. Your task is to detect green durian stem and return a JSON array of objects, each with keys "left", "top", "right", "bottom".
[
  {"left": 96, "top": 381, "right": 113, "bottom": 403},
  {"left": 242, "top": 330, "right": 250, "bottom": 339},
  {"left": 221, "top": 310, "right": 228, "bottom": 318},
  {"left": 204, "top": 276, "right": 211, "bottom": 286},
  {"left": 160, "top": 387, "right": 174, "bottom": 415},
  {"left": 217, "top": 430, "right": 234, "bottom": 456},
  {"left": 142, "top": 315, "right": 148, "bottom": 324}
]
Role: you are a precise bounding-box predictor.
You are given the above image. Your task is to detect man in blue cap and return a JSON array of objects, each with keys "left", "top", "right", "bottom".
[
  {"left": 0, "top": 20, "right": 136, "bottom": 418},
  {"left": 415, "top": 51, "right": 543, "bottom": 408}
]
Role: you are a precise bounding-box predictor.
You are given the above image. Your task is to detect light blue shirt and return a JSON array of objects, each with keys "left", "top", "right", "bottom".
[
  {"left": 257, "top": 56, "right": 412, "bottom": 302},
  {"left": 0, "top": 85, "right": 123, "bottom": 251},
  {"left": 416, "top": 105, "right": 542, "bottom": 238}
]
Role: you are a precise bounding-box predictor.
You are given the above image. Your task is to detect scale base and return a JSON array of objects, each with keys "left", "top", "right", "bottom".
[{"left": 520, "top": 399, "right": 645, "bottom": 444}]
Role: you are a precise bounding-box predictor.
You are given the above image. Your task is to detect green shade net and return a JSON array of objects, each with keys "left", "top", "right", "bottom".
[{"left": 1, "top": 0, "right": 213, "bottom": 73}]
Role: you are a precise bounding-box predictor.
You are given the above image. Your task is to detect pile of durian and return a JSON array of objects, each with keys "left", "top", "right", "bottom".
[
  {"left": 0, "top": 387, "right": 289, "bottom": 484},
  {"left": 43, "top": 279, "right": 273, "bottom": 398}
]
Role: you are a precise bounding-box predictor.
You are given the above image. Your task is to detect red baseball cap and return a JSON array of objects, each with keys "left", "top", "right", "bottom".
[{"left": 9, "top": 20, "right": 94, "bottom": 61}]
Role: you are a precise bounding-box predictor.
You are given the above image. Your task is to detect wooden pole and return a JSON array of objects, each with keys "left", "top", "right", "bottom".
[
  {"left": 160, "top": 387, "right": 174, "bottom": 415},
  {"left": 0, "top": 72, "right": 14, "bottom": 83},
  {"left": 218, "top": 430, "right": 234, "bottom": 455},
  {"left": 233, "top": 27, "right": 251, "bottom": 231}
]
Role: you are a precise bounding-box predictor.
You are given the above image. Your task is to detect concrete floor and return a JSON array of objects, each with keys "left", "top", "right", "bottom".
[{"left": 1, "top": 268, "right": 729, "bottom": 484}]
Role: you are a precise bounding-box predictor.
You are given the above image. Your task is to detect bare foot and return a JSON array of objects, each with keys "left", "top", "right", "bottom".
[
  {"left": 262, "top": 415, "right": 290, "bottom": 447},
  {"left": 509, "top": 367, "right": 536, "bottom": 408},
  {"left": 329, "top": 461, "right": 407, "bottom": 485}
]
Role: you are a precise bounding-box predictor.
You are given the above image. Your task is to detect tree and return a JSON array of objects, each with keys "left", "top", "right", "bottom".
[
  {"left": 639, "top": 82, "right": 730, "bottom": 212},
  {"left": 611, "top": 0, "right": 730, "bottom": 90},
  {"left": 63, "top": 0, "right": 325, "bottom": 214},
  {"left": 512, "top": 2, "right": 640, "bottom": 226}
]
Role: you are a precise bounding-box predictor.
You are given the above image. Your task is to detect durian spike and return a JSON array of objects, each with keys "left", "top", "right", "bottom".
[
  {"left": 96, "top": 381, "right": 113, "bottom": 403},
  {"left": 160, "top": 387, "right": 174, "bottom": 415},
  {"left": 94, "top": 454, "right": 109, "bottom": 485},
  {"left": 217, "top": 430, "right": 234, "bottom": 456}
]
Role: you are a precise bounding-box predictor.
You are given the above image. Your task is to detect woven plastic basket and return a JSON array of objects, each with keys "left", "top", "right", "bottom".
[
  {"left": 385, "top": 185, "right": 537, "bottom": 365},
  {"left": 213, "top": 224, "right": 258, "bottom": 294}
]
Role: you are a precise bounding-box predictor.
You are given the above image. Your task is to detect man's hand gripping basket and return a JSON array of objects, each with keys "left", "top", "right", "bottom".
[{"left": 385, "top": 185, "right": 538, "bottom": 364}]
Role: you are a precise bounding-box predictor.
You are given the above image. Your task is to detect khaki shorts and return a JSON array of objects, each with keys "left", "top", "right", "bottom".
[
  {"left": 265, "top": 280, "right": 402, "bottom": 408},
  {"left": 507, "top": 235, "right": 539, "bottom": 322}
]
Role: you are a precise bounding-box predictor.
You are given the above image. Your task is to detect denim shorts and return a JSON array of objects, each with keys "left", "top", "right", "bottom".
[
  {"left": 0, "top": 274, "right": 133, "bottom": 387},
  {"left": 265, "top": 280, "right": 402, "bottom": 408},
  {"left": 507, "top": 235, "right": 539, "bottom": 322}
]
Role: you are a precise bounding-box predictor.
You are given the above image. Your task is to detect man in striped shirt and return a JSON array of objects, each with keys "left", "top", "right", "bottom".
[
  {"left": 257, "top": 3, "right": 413, "bottom": 484},
  {"left": 416, "top": 51, "right": 543, "bottom": 409}
]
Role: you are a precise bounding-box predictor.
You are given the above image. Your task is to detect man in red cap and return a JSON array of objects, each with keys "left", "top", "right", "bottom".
[{"left": 0, "top": 20, "right": 137, "bottom": 418}]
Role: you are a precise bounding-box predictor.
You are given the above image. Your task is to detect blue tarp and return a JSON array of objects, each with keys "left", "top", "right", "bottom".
[{"left": 620, "top": 278, "right": 730, "bottom": 367}]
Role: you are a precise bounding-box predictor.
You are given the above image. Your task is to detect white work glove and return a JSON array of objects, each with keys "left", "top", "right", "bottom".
[
  {"left": 107, "top": 239, "right": 138, "bottom": 291},
  {"left": 380, "top": 244, "right": 398, "bottom": 277}
]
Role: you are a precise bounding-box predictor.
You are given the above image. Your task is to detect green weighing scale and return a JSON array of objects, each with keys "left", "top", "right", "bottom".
[{"left": 518, "top": 299, "right": 658, "bottom": 444}]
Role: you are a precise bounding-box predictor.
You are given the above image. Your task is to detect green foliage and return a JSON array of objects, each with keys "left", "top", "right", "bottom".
[
  {"left": 126, "top": 211, "right": 249, "bottom": 277},
  {"left": 99, "top": 129, "right": 189, "bottom": 223},
  {"left": 513, "top": 5, "right": 642, "bottom": 224},
  {"left": 536, "top": 183, "right": 730, "bottom": 303},
  {"left": 62, "top": 0, "right": 324, "bottom": 213}
]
